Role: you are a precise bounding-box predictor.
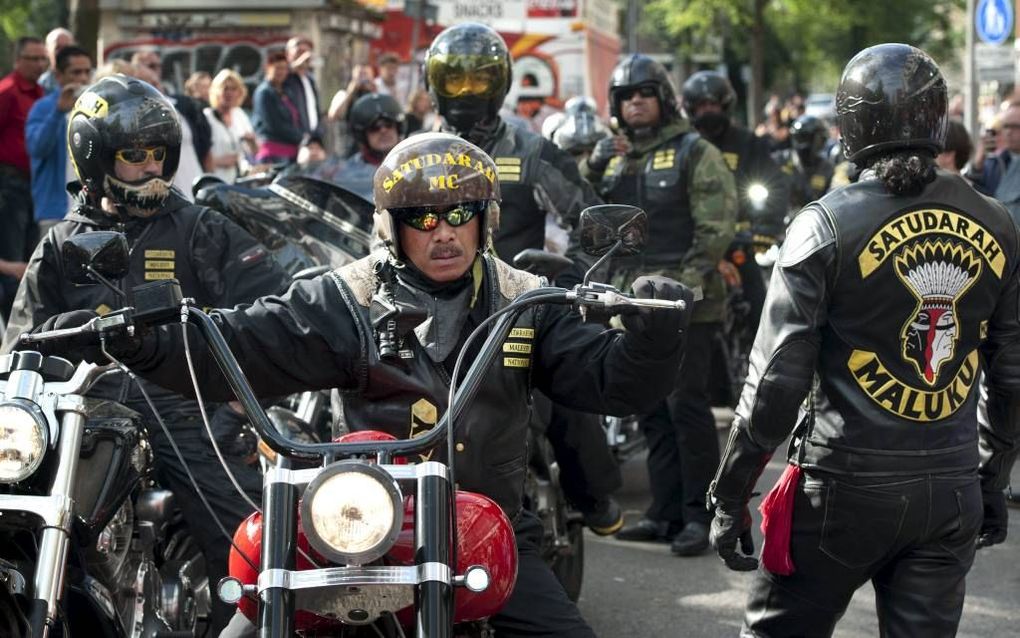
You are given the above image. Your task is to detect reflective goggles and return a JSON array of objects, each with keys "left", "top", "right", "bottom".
[
  {"left": 391, "top": 201, "right": 487, "bottom": 232},
  {"left": 426, "top": 54, "right": 508, "bottom": 99},
  {"left": 114, "top": 146, "right": 167, "bottom": 165},
  {"left": 616, "top": 85, "right": 658, "bottom": 102}
]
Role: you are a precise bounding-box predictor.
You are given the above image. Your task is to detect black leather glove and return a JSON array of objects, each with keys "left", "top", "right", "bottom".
[
  {"left": 586, "top": 136, "right": 619, "bottom": 173},
  {"left": 976, "top": 488, "right": 1008, "bottom": 549},
  {"left": 710, "top": 502, "right": 758, "bottom": 571},
  {"left": 26, "top": 310, "right": 139, "bottom": 364},
  {"left": 621, "top": 275, "right": 693, "bottom": 341}
]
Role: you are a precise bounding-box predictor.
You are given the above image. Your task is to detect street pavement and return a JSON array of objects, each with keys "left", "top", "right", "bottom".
[{"left": 579, "top": 408, "right": 1020, "bottom": 637}]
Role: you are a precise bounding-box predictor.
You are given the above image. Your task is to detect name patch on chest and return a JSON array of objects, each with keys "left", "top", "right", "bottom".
[
  {"left": 651, "top": 149, "right": 676, "bottom": 170},
  {"left": 144, "top": 248, "right": 175, "bottom": 280},
  {"left": 495, "top": 157, "right": 522, "bottom": 183}
]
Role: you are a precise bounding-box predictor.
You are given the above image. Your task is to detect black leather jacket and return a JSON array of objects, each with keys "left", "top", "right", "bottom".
[
  {"left": 127, "top": 252, "right": 686, "bottom": 516},
  {"left": 712, "top": 170, "right": 1020, "bottom": 505},
  {"left": 1, "top": 192, "right": 292, "bottom": 423}
]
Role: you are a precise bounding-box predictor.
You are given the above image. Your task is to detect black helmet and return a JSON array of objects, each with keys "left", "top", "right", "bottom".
[
  {"left": 836, "top": 43, "right": 948, "bottom": 164},
  {"left": 68, "top": 75, "right": 181, "bottom": 214},
  {"left": 680, "top": 70, "right": 736, "bottom": 115},
  {"left": 790, "top": 115, "right": 828, "bottom": 155},
  {"left": 349, "top": 93, "right": 406, "bottom": 146},
  {"left": 424, "top": 23, "right": 512, "bottom": 135},
  {"left": 609, "top": 54, "right": 678, "bottom": 128},
  {"left": 373, "top": 132, "right": 501, "bottom": 260},
  {"left": 553, "top": 96, "right": 608, "bottom": 154}
]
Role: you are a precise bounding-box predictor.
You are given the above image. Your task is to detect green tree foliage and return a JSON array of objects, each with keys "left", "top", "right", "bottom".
[
  {"left": 0, "top": 0, "right": 64, "bottom": 72},
  {"left": 642, "top": 0, "right": 963, "bottom": 93}
]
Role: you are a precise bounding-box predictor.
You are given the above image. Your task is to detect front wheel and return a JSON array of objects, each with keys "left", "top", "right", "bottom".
[{"left": 0, "top": 588, "right": 27, "bottom": 638}]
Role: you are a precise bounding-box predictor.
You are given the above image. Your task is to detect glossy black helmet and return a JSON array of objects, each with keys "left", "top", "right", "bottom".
[
  {"left": 836, "top": 43, "right": 947, "bottom": 164},
  {"left": 68, "top": 74, "right": 181, "bottom": 213},
  {"left": 790, "top": 115, "right": 828, "bottom": 155},
  {"left": 609, "top": 54, "right": 679, "bottom": 127},
  {"left": 681, "top": 70, "right": 736, "bottom": 115},
  {"left": 424, "top": 23, "right": 512, "bottom": 134},
  {"left": 349, "top": 93, "right": 406, "bottom": 146}
]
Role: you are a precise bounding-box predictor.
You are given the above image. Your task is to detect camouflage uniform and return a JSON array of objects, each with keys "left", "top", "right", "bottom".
[{"left": 584, "top": 114, "right": 736, "bottom": 546}]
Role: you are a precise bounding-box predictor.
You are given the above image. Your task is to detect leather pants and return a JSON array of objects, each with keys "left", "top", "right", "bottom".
[{"left": 742, "top": 469, "right": 982, "bottom": 637}]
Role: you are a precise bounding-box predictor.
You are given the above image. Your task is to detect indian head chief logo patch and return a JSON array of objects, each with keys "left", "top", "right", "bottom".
[
  {"left": 894, "top": 241, "right": 981, "bottom": 386},
  {"left": 848, "top": 208, "right": 1002, "bottom": 422}
]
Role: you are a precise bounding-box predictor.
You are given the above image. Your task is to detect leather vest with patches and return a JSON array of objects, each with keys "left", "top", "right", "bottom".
[
  {"left": 482, "top": 123, "right": 548, "bottom": 262},
  {"left": 332, "top": 252, "right": 543, "bottom": 517},
  {"left": 805, "top": 172, "right": 1019, "bottom": 474},
  {"left": 598, "top": 131, "right": 700, "bottom": 266}
]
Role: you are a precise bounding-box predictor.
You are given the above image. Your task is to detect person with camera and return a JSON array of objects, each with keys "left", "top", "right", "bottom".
[
  {"left": 3, "top": 75, "right": 294, "bottom": 632},
  {"left": 966, "top": 102, "right": 1020, "bottom": 225},
  {"left": 30, "top": 132, "right": 693, "bottom": 638},
  {"left": 708, "top": 43, "right": 1019, "bottom": 636},
  {"left": 26, "top": 45, "right": 93, "bottom": 232},
  {"left": 583, "top": 54, "right": 738, "bottom": 557}
]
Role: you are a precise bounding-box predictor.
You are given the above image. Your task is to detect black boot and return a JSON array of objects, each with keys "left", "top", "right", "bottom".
[
  {"left": 615, "top": 518, "right": 675, "bottom": 542},
  {"left": 670, "top": 521, "right": 710, "bottom": 556},
  {"left": 583, "top": 498, "right": 624, "bottom": 536}
]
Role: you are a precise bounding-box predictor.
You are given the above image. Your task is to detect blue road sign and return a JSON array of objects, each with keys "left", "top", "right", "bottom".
[{"left": 977, "top": 0, "right": 1014, "bottom": 46}]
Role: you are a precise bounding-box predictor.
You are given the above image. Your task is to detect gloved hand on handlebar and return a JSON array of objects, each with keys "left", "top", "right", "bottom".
[
  {"left": 25, "top": 309, "right": 140, "bottom": 363},
  {"left": 621, "top": 275, "right": 693, "bottom": 346}
]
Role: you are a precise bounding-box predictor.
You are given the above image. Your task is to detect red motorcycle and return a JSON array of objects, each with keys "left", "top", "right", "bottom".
[{"left": 23, "top": 204, "right": 681, "bottom": 637}]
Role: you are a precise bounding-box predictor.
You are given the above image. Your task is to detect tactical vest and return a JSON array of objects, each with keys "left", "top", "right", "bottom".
[
  {"left": 482, "top": 123, "right": 549, "bottom": 262},
  {"left": 331, "top": 252, "right": 543, "bottom": 517},
  {"left": 598, "top": 131, "right": 700, "bottom": 266},
  {"left": 802, "top": 172, "right": 1019, "bottom": 475}
]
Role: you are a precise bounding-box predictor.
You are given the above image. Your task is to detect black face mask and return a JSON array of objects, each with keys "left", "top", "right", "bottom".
[
  {"left": 442, "top": 97, "right": 494, "bottom": 139},
  {"left": 692, "top": 112, "right": 730, "bottom": 141}
]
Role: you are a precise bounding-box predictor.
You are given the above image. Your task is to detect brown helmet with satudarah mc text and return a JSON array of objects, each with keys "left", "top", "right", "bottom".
[{"left": 373, "top": 132, "right": 501, "bottom": 259}]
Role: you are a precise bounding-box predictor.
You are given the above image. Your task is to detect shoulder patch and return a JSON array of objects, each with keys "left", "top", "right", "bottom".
[{"left": 492, "top": 257, "right": 543, "bottom": 301}]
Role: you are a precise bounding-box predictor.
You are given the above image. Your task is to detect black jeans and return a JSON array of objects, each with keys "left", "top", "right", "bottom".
[
  {"left": 0, "top": 168, "right": 35, "bottom": 318},
  {"left": 641, "top": 322, "right": 721, "bottom": 527},
  {"left": 490, "top": 511, "right": 597, "bottom": 637},
  {"left": 543, "top": 399, "right": 622, "bottom": 513},
  {"left": 742, "top": 470, "right": 982, "bottom": 637},
  {"left": 147, "top": 416, "right": 263, "bottom": 633}
]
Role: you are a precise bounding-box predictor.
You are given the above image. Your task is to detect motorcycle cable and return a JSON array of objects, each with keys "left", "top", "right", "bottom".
[
  {"left": 99, "top": 338, "right": 261, "bottom": 572},
  {"left": 181, "top": 322, "right": 322, "bottom": 569}
]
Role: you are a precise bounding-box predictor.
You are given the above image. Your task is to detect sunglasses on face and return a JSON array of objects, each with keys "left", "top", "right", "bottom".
[
  {"left": 114, "top": 146, "right": 167, "bottom": 165},
  {"left": 367, "top": 119, "right": 398, "bottom": 133},
  {"left": 618, "top": 85, "right": 658, "bottom": 102},
  {"left": 391, "top": 201, "right": 488, "bottom": 232}
]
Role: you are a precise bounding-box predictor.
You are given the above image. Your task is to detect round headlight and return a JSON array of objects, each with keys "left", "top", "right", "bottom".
[
  {"left": 300, "top": 461, "right": 402, "bottom": 565},
  {"left": 747, "top": 183, "right": 769, "bottom": 206},
  {"left": 0, "top": 401, "right": 49, "bottom": 483}
]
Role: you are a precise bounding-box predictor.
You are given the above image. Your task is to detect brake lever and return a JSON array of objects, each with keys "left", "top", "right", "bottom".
[{"left": 19, "top": 310, "right": 134, "bottom": 345}]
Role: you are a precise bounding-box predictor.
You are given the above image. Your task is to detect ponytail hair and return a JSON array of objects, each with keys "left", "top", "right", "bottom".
[{"left": 867, "top": 150, "right": 937, "bottom": 196}]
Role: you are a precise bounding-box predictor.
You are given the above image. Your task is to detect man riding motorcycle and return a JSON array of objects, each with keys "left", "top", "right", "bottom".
[
  {"left": 773, "top": 114, "right": 835, "bottom": 212},
  {"left": 0, "top": 74, "right": 293, "bottom": 632},
  {"left": 709, "top": 43, "right": 1020, "bottom": 636},
  {"left": 32, "top": 132, "right": 693, "bottom": 637},
  {"left": 681, "top": 70, "right": 788, "bottom": 331},
  {"left": 425, "top": 22, "right": 624, "bottom": 532}
]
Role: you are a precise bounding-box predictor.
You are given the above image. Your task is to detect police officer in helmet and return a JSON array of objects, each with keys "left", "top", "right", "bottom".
[
  {"left": 774, "top": 113, "right": 835, "bottom": 211},
  {"left": 583, "top": 54, "right": 738, "bottom": 557},
  {"left": 35, "top": 133, "right": 694, "bottom": 637},
  {"left": 425, "top": 23, "right": 625, "bottom": 535},
  {"left": 709, "top": 43, "right": 1020, "bottom": 636},
  {"left": 681, "top": 70, "right": 788, "bottom": 343},
  {"left": 2, "top": 75, "right": 293, "bottom": 632}
]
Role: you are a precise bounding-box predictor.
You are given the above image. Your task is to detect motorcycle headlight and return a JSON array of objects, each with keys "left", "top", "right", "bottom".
[
  {"left": 747, "top": 183, "right": 769, "bottom": 208},
  {"left": 300, "top": 461, "right": 403, "bottom": 565},
  {"left": 0, "top": 401, "right": 49, "bottom": 483}
]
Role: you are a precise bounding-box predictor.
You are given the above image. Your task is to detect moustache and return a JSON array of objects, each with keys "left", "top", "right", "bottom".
[{"left": 430, "top": 245, "right": 464, "bottom": 260}]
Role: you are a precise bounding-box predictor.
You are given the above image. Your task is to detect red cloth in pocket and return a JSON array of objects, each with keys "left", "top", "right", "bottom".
[{"left": 758, "top": 463, "right": 801, "bottom": 575}]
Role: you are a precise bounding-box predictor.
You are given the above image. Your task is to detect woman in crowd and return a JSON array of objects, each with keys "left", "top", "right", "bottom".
[
  {"left": 204, "top": 69, "right": 257, "bottom": 182},
  {"left": 252, "top": 50, "right": 303, "bottom": 164},
  {"left": 405, "top": 89, "right": 436, "bottom": 134},
  {"left": 185, "top": 71, "right": 211, "bottom": 106}
]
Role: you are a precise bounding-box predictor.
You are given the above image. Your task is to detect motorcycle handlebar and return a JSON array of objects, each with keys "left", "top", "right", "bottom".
[{"left": 19, "top": 282, "right": 688, "bottom": 461}]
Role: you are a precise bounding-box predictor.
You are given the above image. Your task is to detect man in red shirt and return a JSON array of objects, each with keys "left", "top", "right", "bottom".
[{"left": 0, "top": 36, "right": 46, "bottom": 320}]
